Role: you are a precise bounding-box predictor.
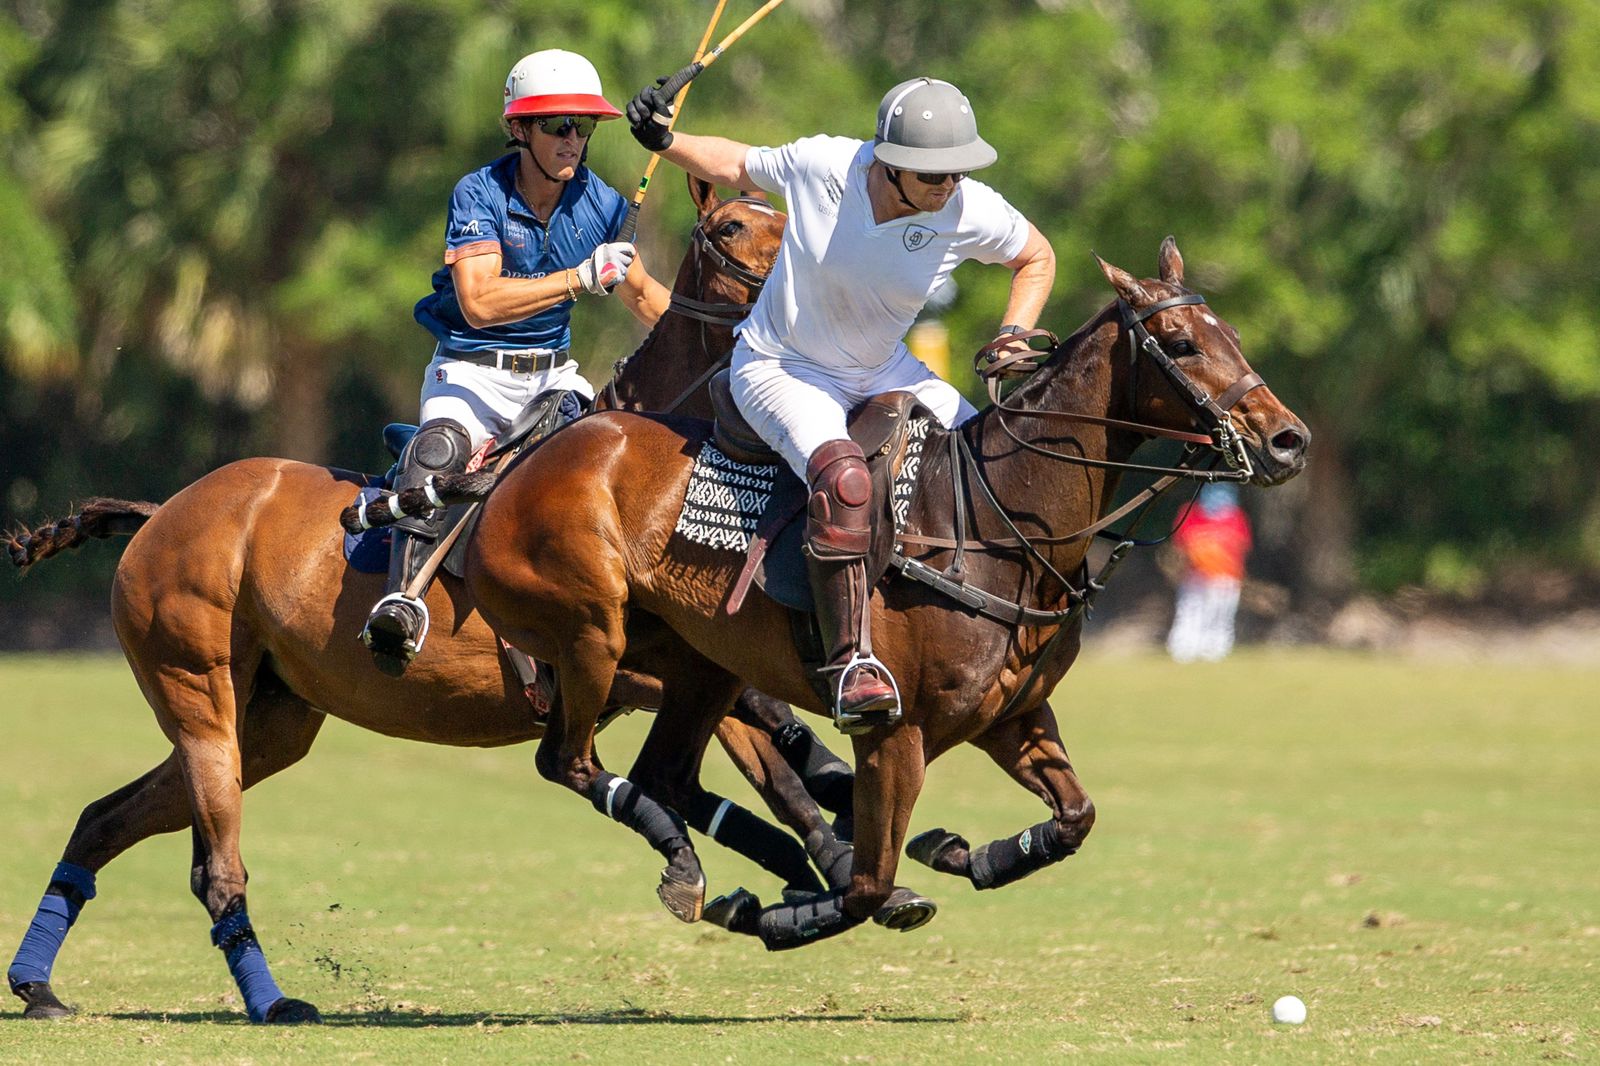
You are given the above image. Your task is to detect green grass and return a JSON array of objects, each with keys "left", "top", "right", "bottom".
[{"left": 1, "top": 650, "right": 1596, "bottom": 1063}]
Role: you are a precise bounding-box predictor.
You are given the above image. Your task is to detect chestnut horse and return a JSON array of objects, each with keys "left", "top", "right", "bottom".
[
  {"left": 461, "top": 238, "right": 1310, "bottom": 950},
  {"left": 3, "top": 180, "right": 848, "bottom": 1023}
]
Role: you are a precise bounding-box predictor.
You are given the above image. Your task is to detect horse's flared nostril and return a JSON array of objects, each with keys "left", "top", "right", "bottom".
[{"left": 1270, "top": 426, "right": 1308, "bottom": 464}]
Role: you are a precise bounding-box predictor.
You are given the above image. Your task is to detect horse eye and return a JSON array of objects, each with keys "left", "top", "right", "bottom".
[
  {"left": 1170, "top": 339, "right": 1197, "bottom": 357},
  {"left": 717, "top": 220, "right": 743, "bottom": 239}
]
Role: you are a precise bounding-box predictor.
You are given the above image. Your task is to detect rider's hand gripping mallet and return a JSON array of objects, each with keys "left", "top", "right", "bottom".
[
  {"left": 618, "top": 0, "right": 730, "bottom": 242},
  {"left": 618, "top": 0, "right": 789, "bottom": 241}
]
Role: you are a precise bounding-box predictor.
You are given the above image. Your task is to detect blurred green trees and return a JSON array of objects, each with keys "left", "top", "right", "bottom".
[{"left": 3, "top": 0, "right": 1598, "bottom": 631}]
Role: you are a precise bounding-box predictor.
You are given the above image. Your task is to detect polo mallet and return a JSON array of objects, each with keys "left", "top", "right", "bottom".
[
  {"left": 618, "top": 0, "right": 729, "bottom": 242},
  {"left": 617, "top": 0, "right": 789, "bottom": 241}
]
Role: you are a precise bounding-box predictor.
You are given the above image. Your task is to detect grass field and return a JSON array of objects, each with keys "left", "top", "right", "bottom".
[{"left": 0, "top": 650, "right": 1595, "bottom": 1063}]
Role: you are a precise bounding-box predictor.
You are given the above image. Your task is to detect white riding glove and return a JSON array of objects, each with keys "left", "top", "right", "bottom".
[{"left": 575, "top": 242, "right": 637, "bottom": 296}]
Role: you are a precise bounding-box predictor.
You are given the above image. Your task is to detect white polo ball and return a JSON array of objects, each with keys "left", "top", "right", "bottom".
[{"left": 1271, "top": 995, "right": 1307, "bottom": 1025}]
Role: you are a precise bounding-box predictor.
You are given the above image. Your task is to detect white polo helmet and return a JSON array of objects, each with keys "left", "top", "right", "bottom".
[
  {"left": 503, "top": 49, "right": 623, "bottom": 120},
  {"left": 873, "top": 77, "right": 996, "bottom": 173}
]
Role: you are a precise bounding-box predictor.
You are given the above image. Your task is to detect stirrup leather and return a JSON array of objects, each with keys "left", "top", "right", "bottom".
[
  {"left": 830, "top": 652, "right": 902, "bottom": 735},
  {"left": 361, "top": 592, "right": 431, "bottom": 660}
]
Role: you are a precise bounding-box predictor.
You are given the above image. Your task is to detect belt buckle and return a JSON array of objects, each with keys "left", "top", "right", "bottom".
[{"left": 504, "top": 350, "right": 539, "bottom": 375}]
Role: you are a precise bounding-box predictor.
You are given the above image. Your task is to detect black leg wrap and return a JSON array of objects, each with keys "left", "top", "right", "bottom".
[
  {"left": 969, "top": 819, "right": 1073, "bottom": 891},
  {"left": 803, "top": 827, "right": 854, "bottom": 891},
  {"left": 588, "top": 772, "right": 690, "bottom": 859},
  {"left": 755, "top": 889, "right": 865, "bottom": 952},
  {"left": 687, "top": 793, "right": 822, "bottom": 893},
  {"left": 772, "top": 720, "right": 855, "bottom": 816}
]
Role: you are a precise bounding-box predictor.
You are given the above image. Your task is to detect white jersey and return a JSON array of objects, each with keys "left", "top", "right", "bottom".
[{"left": 738, "top": 136, "right": 1030, "bottom": 374}]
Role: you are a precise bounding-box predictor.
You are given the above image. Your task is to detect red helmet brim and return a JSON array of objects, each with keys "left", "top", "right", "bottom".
[{"left": 504, "top": 93, "right": 623, "bottom": 120}]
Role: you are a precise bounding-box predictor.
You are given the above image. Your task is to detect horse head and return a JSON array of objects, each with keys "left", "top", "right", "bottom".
[
  {"left": 681, "top": 175, "right": 785, "bottom": 307},
  {"left": 1095, "top": 237, "right": 1309, "bottom": 486},
  {"left": 602, "top": 178, "right": 786, "bottom": 416}
]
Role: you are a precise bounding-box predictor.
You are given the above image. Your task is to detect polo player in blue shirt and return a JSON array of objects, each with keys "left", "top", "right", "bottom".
[{"left": 363, "top": 48, "right": 670, "bottom": 672}]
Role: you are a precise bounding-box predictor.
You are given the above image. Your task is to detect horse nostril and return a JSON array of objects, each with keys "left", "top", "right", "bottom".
[{"left": 1270, "top": 427, "right": 1307, "bottom": 459}]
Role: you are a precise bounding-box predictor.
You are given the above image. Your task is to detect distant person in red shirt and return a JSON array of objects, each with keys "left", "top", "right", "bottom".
[{"left": 1167, "top": 483, "right": 1253, "bottom": 662}]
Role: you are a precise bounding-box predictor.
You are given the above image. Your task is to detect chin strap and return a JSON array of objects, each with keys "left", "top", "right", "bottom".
[{"left": 885, "top": 167, "right": 918, "bottom": 211}]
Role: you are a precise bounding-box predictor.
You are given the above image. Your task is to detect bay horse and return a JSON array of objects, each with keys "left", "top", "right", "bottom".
[
  {"left": 3, "top": 179, "right": 850, "bottom": 1023},
  {"left": 460, "top": 237, "right": 1310, "bottom": 949}
]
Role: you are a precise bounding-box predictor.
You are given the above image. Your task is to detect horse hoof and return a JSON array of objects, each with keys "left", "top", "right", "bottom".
[
  {"left": 872, "top": 887, "right": 938, "bottom": 932},
  {"left": 703, "top": 888, "right": 761, "bottom": 935},
  {"left": 657, "top": 867, "right": 706, "bottom": 924},
  {"left": 264, "top": 997, "right": 322, "bottom": 1024},
  {"left": 15, "top": 981, "right": 73, "bottom": 1020},
  {"left": 906, "top": 828, "right": 967, "bottom": 871}
]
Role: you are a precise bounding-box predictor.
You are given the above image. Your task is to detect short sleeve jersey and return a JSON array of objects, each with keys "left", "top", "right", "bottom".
[
  {"left": 413, "top": 153, "right": 628, "bottom": 352},
  {"left": 737, "top": 136, "right": 1029, "bottom": 372}
]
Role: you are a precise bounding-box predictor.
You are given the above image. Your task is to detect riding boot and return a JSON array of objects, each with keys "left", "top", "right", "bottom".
[
  {"left": 803, "top": 440, "right": 900, "bottom": 734},
  {"left": 361, "top": 418, "right": 471, "bottom": 674}
]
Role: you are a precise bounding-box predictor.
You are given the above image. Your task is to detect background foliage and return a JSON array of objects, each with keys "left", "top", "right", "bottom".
[{"left": 3, "top": 0, "right": 1598, "bottom": 638}]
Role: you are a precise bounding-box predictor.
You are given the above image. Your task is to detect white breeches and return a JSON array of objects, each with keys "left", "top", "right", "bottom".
[
  {"left": 1166, "top": 577, "right": 1243, "bottom": 663},
  {"left": 417, "top": 348, "right": 595, "bottom": 450},
  {"left": 729, "top": 339, "right": 978, "bottom": 480}
]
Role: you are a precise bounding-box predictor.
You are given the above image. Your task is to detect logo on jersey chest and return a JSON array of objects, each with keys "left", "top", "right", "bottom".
[{"left": 903, "top": 225, "right": 936, "bottom": 252}]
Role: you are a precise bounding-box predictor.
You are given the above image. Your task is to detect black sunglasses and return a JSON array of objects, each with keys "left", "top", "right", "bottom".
[
  {"left": 910, "top": 170, "right": 967, "bottom": 186},
  {"left": 529, "top": 115, "right": 599, "bottom": 138}
]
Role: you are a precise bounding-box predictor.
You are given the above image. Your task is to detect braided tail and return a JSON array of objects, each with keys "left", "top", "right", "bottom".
[
  {"left": 7, "top": 498, "right": 160, "bottom": 571},
  {"left": 338, "top": 470, "right": 499, "bottom": 534}
]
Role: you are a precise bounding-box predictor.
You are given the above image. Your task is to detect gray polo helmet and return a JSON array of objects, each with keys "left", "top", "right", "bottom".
[{"left": 872, "top": 77, "right": 997, "bottom": 173}]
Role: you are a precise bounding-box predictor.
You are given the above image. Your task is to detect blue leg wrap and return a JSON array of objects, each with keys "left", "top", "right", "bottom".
[
  {"left": 210, "top": 910, "right": 284, "bottom": 1023},
  {"left": 8, "top": 862, "right": 97, "bottom": 991}
]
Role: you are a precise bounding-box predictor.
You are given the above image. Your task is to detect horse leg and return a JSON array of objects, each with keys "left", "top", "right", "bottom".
[
  {"left": 904, "top": 700, "right": 1095, "bottom": 890},
  {"left": 535, "top": 615, "right": 710, "bottom": 923},
  {"left": 8, "top": 675, "right": 325, "bottom": 1020},
  {"left": 730, "top": 688, "right": 856, "bottom": 838},
  {"left": 734, "top": 721, "right": 931, "bottom": 951},
  {"left": 711, "top": 717, "right": 852, "bottom": 893}
]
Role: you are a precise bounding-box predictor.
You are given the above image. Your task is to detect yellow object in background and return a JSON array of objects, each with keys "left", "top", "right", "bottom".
[{"left": 907, "top": 320, "right": 950, "bottom": 380}]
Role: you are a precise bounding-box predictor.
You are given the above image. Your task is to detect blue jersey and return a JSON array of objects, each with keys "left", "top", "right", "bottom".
[{"left": 413, "top": 153, "right": 628, "bottom": 352}]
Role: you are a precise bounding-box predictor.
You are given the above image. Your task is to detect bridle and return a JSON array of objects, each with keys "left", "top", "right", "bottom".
[
  {"left": 893, "top": 286, "right": 1274, "bottom": 640},
  {"left": 603, "top": 196, "right": 774, "bottom": 412},
  {"left": 974, "top": 292, "right": 1264, "bottom": 485}
]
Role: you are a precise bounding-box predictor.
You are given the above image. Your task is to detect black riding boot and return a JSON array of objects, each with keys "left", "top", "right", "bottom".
[{"left": 360, "top": 418, "right": 471, "bottom": 674}]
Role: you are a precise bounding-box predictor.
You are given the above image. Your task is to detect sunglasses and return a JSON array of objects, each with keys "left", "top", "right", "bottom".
[
  {"left": 910, "top": 170, "right": 967, "bottom": 186},
  {"left": 529, "top": 115, "right": 599, "bottom": 138}
]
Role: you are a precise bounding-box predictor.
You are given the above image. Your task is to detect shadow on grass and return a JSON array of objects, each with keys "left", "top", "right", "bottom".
[{"left": 90, "top": 1006, "right": 961, "bottom": 1027}]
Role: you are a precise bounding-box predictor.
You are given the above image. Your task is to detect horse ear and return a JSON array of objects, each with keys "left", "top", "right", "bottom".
[
  {"left": 1157, "top": 235, "right": 1184, "bottom": 285},
  {"left": 1094, "top": 252, "right": 1152, "bottom": 306},
  {"left": 688, "top": 174, "right": 720, "bottom": 217}
]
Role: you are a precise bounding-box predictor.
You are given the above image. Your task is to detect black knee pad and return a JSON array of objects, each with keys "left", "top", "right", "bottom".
[{"left": 405, "top": 418, "right": 471, "bottom": 481}]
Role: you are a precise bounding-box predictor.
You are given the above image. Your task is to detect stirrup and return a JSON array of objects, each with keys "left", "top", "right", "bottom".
[
  {"left": 831, "top": 652, "right": 902, "bottom": 736},
  {"left": 361, "top": 592, "right": 430, "bottom": 660}
]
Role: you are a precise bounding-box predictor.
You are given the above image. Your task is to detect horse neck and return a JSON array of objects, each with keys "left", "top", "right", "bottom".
[
  {"left": 603, "top": 248, "right": 747, "bottom": 419},
  {"left": 944, "top": 299, "right": 1142, "bottom": 591}
]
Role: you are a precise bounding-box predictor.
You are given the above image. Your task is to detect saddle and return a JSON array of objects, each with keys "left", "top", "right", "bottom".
[
  {"left": 346, "top": 389, "right": 576, "bottom": 714},
  {"left": 705, "top": 369, "right": 925, "bottom": 616}
]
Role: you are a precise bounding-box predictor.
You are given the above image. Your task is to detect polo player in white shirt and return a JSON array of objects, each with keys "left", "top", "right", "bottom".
[{"left": 627, "top": 76, "right": 1056, "bottom": 731}]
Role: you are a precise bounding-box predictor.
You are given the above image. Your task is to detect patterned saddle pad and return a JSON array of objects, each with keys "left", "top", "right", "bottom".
[{"left": 672, "top": 418, "right": 932, "bottom": 610}]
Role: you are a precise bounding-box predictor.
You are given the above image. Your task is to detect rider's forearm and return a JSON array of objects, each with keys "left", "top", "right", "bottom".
[
  {"left": 457, "top": 272, "right": 582, "bottom": 329},
  {"left": 998, "top": 225, "right": 1056, "bottom": 329},
  {"left": 659, "top": 133, "right": 755, "bottom": 189},
  {"left": 620, "top": 272, "right": 671, "bottom": 327}
]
